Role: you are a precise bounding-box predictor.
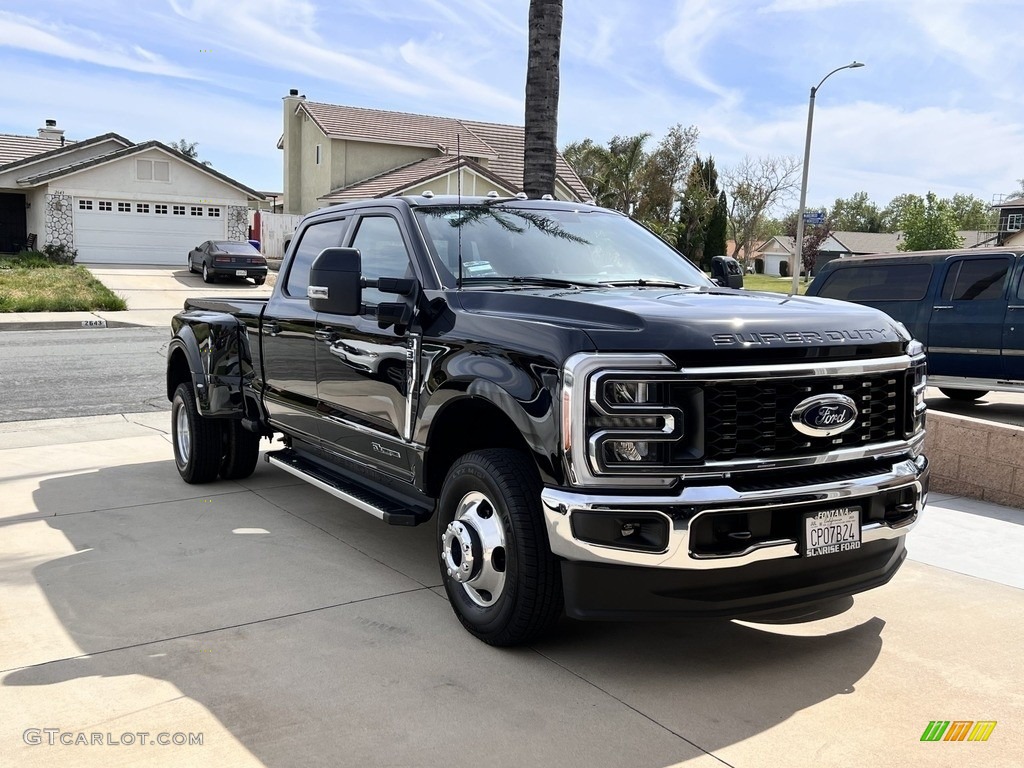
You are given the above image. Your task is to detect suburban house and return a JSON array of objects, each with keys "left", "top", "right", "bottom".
[
  {"left": 993, "top": 196, "right": 1024, "bottom": 246},
  {"left": 279, "top": 90, "right": 590, "bottom": 215},
  {"left": 757, "top": 229, "right": 996, "bottom": 276},
  {"left": 0, "top": 121, "right": 263, "bottom": 265}
]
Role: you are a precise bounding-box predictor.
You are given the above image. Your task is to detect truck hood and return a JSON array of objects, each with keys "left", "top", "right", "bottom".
[{"left": 454, "top": 287, "right": 907, "bottom": 353}]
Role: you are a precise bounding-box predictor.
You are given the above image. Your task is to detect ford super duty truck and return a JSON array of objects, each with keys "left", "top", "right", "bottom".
[{"left": 166, "top": 195, "right": 929, "bottom": 646}]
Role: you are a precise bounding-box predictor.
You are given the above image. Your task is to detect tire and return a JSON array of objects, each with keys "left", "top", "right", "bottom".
[
  {"left": 939, "top": 388, "right": 988, "bottom": 402},
  {"left": 253, "top": 277, "right": 266, "bottom": 286},
  {"left": 220, "top": 420, "right": 261, "bottom": 480},
  {"left": 202, "top": 262, "right": 215, "bottom": 283},
  {"left": 188, "top": 255, "right": 196, "bottom": 273},
  {"left": 437, "top": 449, "right": 562, "bottom": 646},
  {"left": 171, "top": 382, "right": 223, "bottom": 484}
]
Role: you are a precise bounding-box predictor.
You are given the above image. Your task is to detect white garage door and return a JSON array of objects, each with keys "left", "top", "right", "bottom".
[{"left": 73, "top": 198, "right": 229, "bottom": 265}]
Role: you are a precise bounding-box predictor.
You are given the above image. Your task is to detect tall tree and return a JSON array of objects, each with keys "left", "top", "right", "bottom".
[
  {"left": 830, "top": 191, "right": 883, "bottom": 232},
  {"left": 705, "top": 190, "right": 728, "bottom": 264},
  {"left": 723, "top": 155, "right": 801, "bottom": 266},
  {"left": 634, "top": 124, "right": 700, "bottom": 227},
  {"left": 523, "top": 0, "right": 563, "bottom": 198},
  {"left": 947, "top": 193, "right": 996, "bottom": 231},
  {"left": 880, "top": 193, "right": 922, "bottom": 232},
  {"left": 898, "top": 192, "right": 963, "bottom": 251},
  {"left": 676, "top": 155, "right": 719, "bottom": 267}
]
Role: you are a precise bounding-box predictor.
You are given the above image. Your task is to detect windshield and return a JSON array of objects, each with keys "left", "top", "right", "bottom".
[{"left": 413, "top": 204, "right": 711, "bottom": 288}]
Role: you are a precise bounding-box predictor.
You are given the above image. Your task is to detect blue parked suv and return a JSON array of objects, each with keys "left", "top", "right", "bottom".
[{"left": 807, "top": 247, "right": 1024, "bottom": 401}]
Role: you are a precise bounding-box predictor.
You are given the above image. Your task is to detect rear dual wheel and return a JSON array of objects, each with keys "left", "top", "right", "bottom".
[
  {"left": 171, "top": 383, "right": 260, "bottom": 483},
  {"left": 437, "top": 449, "right": 562, "bottom": 646}
]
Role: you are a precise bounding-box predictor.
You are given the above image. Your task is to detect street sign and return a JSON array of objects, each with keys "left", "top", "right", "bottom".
[{"left": 803, "top": 212, "right": 825, "bottom": 225}]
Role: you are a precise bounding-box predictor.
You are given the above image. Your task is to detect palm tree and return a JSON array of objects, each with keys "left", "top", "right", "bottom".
[{"left": 523, "top": 0, "right": 563, "bottom": 199}]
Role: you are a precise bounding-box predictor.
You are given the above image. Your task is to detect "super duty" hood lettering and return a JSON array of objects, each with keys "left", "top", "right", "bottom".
[{"left": 712, "top": 328, "right": 891, "bottom": 346}]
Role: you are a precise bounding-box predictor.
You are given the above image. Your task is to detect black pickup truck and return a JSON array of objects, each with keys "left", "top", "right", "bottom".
[{"left": 167, "top": 195, "right": 929, "bottom": 646}]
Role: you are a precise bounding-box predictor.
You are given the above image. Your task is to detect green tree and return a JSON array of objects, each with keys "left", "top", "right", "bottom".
[
  {"left": 830, "top": 191, "right": 883, "bottom": 232},
  {"left": 705, "top": 190, "right": 728, "bottom": 263},
  {"left": 881, "top": 193, "right": 922, "bottom": 232},
  {"left": 898, "top": 192, "right": 964, "bottom": 251},
  {"left": 947, "top": 193, "right": 996, "bottom": 231},
  {"left": 676, "top": 155, "right": 719, "bottom": 267},
  {"left": 634, "top": 124, "right": 700, "bottom": 227},
  {"left": 168, "top": 138, "right": 211, "bottom": 166},
  {"left": 523, "top": 0, "right": 563, "bottom": 198}
]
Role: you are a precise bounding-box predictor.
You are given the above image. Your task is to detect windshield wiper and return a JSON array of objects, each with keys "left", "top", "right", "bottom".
[
  {"left": 461, "top": 275, "right": 603, "bottom": 289},
  {"left": 599, "top": 278, "right": 698, "bottom": 289}
]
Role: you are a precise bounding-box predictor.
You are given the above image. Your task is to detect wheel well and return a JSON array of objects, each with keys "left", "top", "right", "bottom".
[
  {"left": 424, "top": 397, "right": 535, "bottom": 498},
  {"left": 167, "top": 349, "right": 192, "bottom": 401}
]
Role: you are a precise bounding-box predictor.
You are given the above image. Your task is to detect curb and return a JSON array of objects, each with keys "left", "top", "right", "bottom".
[{"left": 0, "top": 318, "right": 144, "bottom": 332}]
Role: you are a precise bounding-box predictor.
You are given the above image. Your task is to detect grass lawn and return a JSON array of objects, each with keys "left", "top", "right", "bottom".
[
  {"left": 738, "top": 273, "right": 811, "bottom": 295},
  {"left": 0, "top": 258, "right": 127, "bottom": 312}
]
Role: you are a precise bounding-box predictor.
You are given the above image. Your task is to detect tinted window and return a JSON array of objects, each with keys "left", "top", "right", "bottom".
[
  {"left": 414, "top": 204, "right": 712, "bottom": 288},
  {"left": 285, "top": 219, "right": 347, "bottom": 298},
  {"left": 816, "top": 263, "right": 933, "bottom": 302},
  {"left": 940, "top": 258, "right": 1010, "bottom": 301},
  {"left": 351, "top": 216, "right": 412, "bottom": 305},
  {"left": 214, "top": 241, "right": 260, "bottom": 255}
]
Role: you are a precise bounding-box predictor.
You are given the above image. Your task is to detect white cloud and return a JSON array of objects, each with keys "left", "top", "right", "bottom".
[
  {"left": 0, "top": 11, "right": 198, "bottom": 79},
  {"left": 659, "top": 0, "right": 742, "bottom": 107}
]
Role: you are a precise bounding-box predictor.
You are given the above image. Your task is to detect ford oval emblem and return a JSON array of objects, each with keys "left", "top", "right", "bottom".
[{"left": 791, "top": 394, "right": 859, "bottom": 437}]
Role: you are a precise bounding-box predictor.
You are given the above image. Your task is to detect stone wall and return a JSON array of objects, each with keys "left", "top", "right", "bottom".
[
  {"left": 44, "top": 192, "right": 74, "bottom": 249},
  {"left": 924, "top": 411, "right": 1024, "bottom": 508},
  {"left": 226, "top": 205, "right": 248, "bottom": 241}
]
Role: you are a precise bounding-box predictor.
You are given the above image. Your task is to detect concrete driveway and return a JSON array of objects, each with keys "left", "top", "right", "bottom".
[
  {"left": 83, "top": 265, "right": 275, "bottom": 327},
  {"left": 1, "top": 414, "right": 1021, "bottom": 767}
]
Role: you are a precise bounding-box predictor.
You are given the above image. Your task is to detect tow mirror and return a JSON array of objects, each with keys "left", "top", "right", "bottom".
[{"left": 308, "top": 247, "right": 362, "bottom": 315}]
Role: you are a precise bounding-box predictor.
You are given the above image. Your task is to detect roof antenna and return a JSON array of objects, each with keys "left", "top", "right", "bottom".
[{"left": 456, "top": 134, "right": 463, "bottom": 290}]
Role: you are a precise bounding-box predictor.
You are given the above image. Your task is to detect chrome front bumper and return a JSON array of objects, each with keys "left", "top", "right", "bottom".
[{"left": 541, "top": 455, "right": 928, "bottom": 570}]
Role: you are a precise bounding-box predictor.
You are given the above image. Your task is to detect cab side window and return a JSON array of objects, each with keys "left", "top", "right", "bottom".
[
  {"left": 285, "top": 219, "right": 347, "bottom": 298},
  {"left": 940, "top": 258, "right": 1010, "bottom": 302},
  {"left": 350, "top": 216, "right": 413, "bottom": 305}
]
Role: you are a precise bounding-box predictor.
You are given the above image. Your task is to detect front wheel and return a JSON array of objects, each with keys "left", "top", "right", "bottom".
[
  {"left": 939, "top": 388, "right": 988, "bottom": 402},
  {"left": 171, "top": 382, "right": 223, "bottom": 483},
  {"left": 437, "top": 449, "right": 562, "bottom": 646}
]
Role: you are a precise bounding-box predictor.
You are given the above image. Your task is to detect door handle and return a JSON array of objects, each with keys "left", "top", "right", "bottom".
[
  {"left": 314, "top": 329, "right": 337, "bottom": 342},
  {"left": 263, "top": 320, "right": 281, "bottom": 336},
  {"left": 932, "top": 306, "right": 953, "bottom": 311}
]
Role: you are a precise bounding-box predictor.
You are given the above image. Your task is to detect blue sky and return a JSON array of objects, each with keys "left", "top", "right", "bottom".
[{"left": 3, "top": 0, "right": 1022, "bottom": 213}]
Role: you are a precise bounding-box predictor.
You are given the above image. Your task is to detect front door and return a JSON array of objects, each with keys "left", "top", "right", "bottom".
[
  {"left": 927, "top": 255, "right": 1012, "bottom": 381},
  {"left": 0, "top": 193, "right": 27, "bottom": 253},
  {"left": 260, "top": 217, "right": 348, "bottom": 443},
  {"left": 316, "top": 212, "right": 417, "bottom": 480}
]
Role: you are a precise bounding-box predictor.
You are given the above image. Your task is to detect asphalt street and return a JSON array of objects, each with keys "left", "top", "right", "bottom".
[{"left": 0, "top": 327, "right": 170, "bottom": 422}]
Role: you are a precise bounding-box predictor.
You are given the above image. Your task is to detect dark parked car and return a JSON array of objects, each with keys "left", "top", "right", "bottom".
[{"left": 188, "top": 240, "right": 268, "bottom": 285}]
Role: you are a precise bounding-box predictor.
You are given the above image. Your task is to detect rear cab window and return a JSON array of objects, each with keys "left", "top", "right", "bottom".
[{"left": 816, "top": 263, "right": 933, "bottom": 302}]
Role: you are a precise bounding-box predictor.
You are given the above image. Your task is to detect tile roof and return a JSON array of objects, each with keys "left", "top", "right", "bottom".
[
  {"left": 0, "top": 133, "right": 72, "bottom": 165},
  {"left": 0, "top": 133, "right": 130, "bottom": 174},
  {"left": 296, "top": 100, "right": 591, "bottom": 202},
  {"left": 320, "top": 155, "right": 516, "bottom": 202},
  {"left": 15, "top": 140, "right": 263, "bottom": 199}
]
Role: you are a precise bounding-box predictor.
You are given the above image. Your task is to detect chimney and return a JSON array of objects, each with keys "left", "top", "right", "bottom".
[
  {"left": 38, "top": 118, "right": 65, "bottom": 142},
  {"left": 282, "top": 89, "right": 306, "bottom": 215}
]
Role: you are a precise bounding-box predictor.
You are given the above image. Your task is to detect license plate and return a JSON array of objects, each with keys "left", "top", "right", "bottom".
[
  {"left": 803, "top": 507, "right": 861, "bottom": 557},
  {"left": 235, "top": 270, "right": 247, "bottom": 276}
]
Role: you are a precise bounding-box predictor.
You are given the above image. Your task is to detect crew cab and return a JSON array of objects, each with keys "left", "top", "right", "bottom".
[{"left": 166, "top": 195, "right": 929, "bottom": 646}]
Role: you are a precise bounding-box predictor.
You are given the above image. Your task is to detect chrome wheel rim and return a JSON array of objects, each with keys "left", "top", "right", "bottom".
[
  {"left": 203, "top": 263, "right": 208, "bottom": 280},
  {"left": 441, "top": 491, "right": 507, "bottom": 607},
  {"left": 175, "top": 405, "right": 191, "bottom": 463}
]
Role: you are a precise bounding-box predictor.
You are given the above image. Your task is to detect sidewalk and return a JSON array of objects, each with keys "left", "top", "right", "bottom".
[
  {"left": 0, "top": 264, "right": 274, "bottom": 332},
  {"left": 1, "top": 412, "right": 1021, "bottom": 768}
]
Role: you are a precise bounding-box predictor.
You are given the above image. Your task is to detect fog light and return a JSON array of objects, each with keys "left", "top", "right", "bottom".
[{"left": 571, "top": 510, "right": 669, "bottom": 553}]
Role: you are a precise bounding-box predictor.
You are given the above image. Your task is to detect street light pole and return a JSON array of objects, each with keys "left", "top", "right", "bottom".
[{"left": 790, "top": 61, "right": 865, "bottom": 296}]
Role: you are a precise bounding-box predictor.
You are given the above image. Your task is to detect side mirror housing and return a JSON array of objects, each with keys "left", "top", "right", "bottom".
[
  {"left": 711, "top": 255, "right": 744, "bottom": 289},
  {"left": 308, "top": 247, "right": 362, "bottom": 315}
]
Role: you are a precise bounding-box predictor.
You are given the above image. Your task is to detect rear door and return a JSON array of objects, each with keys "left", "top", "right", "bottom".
[
  {"left": 1003, "top": 255, "right": 1024, "bottom": 382},
  {"left": 928, "top": 254, "right": 1012, "bottom": 380},
  {"left": 260, "top": 216, "right": 349, "bottom": 443}
]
